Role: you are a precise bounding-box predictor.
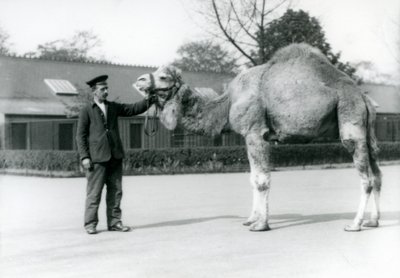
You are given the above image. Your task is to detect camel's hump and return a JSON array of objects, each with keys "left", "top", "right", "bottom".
[{"left": 269, "top": 43, "right": 329, "bottom": 65}]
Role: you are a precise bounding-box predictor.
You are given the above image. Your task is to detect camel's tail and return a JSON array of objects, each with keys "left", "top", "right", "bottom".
[
  {"left": 363, "top": 93, "right": 383, "bottom": 193},
  {"left": 362, "top": 93, "right": 380, "bottom": 160}
]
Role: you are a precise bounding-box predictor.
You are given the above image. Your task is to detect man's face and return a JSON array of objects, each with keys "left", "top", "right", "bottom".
[{"left": 93, "top": 84, "right": 108, "bottom": 103}]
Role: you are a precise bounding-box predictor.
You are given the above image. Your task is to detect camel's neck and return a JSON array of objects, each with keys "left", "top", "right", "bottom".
[{"left": 177, "top": 85, "right": 231, "bottom": 136}]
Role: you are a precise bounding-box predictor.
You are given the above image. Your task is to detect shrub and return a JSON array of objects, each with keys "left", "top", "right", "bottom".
[
  {"left": 0, "top": 150, "right": 80, "bottom": 173},
  {"left": 0, "top": 142, "right": 399, "bottom": 176}
]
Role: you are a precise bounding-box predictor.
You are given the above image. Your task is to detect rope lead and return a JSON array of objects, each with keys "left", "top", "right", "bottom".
[{"left": 144, "top": 99, "right": 159, "bottom": 137}]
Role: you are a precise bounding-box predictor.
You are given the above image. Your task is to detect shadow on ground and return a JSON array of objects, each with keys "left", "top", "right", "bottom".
[
  {"left": 135, "top": 215, "right": 242, "bottom": 230},
  {"left": 132, "top": 211, "right": 400, "bottom": 231},
  {"left": 267, "top": 210, "right": 400, "bottom": 230}
]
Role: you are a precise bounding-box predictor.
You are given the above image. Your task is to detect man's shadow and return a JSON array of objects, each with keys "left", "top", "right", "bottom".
[
  {"left": 135, "top": 215, "right": 241, "bottom": 229},
  {"left": 133, "top": 211, "right": 400, "bottom": 230}
]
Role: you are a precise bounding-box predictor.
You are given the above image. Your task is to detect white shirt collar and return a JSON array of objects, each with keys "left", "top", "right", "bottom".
[{"left": 94, "top": 99, "right": 107, "bottom": 117}]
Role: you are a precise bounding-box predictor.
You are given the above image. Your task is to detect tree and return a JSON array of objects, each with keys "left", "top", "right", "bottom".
[
  {"left": 192, "top": 1, "right": 356, "bottom": 78},
  {"left": 192, "top": 0, "right": 293, "bottom": 66},
  {"left": 25, "top": 30, "right": 107, "bottom": 62},
  {"left": 172, "top": 40, "right": 238, "bottom": 74},
  {"left": 257, "top": 9, "right": 356, "bottom": 78},
  {"left": 0, "top": 26, "right": 13, "bottom": 55}
]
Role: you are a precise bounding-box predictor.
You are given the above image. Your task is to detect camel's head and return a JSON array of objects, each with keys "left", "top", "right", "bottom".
[
  {"left": 134, "top": 65, "right": 183, "bottom": 109},
  {"left": 135, "top": 65, "right": 185, "bottom": 130}
]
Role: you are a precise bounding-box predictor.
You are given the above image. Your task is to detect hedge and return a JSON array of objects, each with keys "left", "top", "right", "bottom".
[
  {"left": 0, "top": 142, "right": 399, "bottom": 176},
  {"left": 0, "top": 151, "right": 81, "bottom": 176}
]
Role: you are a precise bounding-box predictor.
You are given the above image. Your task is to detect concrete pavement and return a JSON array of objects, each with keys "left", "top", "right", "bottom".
[{"left": 1, "top": 165, "right": 399, "bottom": 278}]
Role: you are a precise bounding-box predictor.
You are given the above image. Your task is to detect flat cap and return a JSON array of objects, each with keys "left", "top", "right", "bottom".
[{"left": 86, "top": 75, "right": 108, "bottom": 88}]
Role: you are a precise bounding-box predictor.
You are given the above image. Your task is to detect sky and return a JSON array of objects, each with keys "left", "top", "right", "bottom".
[{"left": 0, "top": 0, "right": 399, "bottom": 78}]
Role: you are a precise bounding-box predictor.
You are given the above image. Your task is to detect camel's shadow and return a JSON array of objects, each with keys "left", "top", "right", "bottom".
[
  {"left": 263, "top": 210, "right": 400, "bottom": 230},
  {"left": 134, "top": 211, "right": 400, "bottom": 231}
]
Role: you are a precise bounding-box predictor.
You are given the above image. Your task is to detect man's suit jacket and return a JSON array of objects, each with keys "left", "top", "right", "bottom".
[{"left": 76, "top": 100, "right": 148, "bottom": 163}]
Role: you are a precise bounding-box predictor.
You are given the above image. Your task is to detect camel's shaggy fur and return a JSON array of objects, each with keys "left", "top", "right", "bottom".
[{"left": 135, "top": 43, "right": 382, "bottom": 232}]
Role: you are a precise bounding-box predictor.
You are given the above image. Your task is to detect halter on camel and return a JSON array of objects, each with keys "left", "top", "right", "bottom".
[{"left": 144, "top": 68, "right": 182, "bottom": 136}]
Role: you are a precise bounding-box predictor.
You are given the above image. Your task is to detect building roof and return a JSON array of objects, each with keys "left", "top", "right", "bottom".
[
  {"left": 0, "top": 55, "right": 233, "bottom": 116},
  {"left": 360, "top": 83, "right": 400, "bottom": 114}
]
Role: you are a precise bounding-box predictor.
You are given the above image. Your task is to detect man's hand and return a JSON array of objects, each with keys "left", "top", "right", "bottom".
[
  {"left": 82, "top": 158, "right": 93, "bottom": 170},
  {"left": 147, "top": 94, "right": 158, "bottom": 105}
]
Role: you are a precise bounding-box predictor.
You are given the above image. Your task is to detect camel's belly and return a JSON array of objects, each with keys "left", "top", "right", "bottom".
[{"left": 267, "top": 105, "right": 339, "bottom": 143}]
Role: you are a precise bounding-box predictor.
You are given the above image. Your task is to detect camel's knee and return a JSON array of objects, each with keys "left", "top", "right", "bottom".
[{"left": 250, "top": 172, "right": 271, "bottom": 191}]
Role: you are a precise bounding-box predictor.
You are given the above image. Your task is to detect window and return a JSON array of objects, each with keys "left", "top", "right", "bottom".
[
  {"left": 130, "top": 124, "right": 142, "bottom": 149},
  {"left": 44, "top": 79, "right": 78, "bottom": 95},
  {"left": 59, "top": 123, "right": 74, "bottom": 150},
  {"left": 11, "top": 123, "right": 27, "bottom": 149}
]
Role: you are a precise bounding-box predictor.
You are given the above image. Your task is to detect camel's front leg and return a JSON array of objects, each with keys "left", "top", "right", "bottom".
[
  {"left": 244, "top": 132, "right": 271, "bottom": 231},
  {"left": 243, "top": 186, "right": 262, "bottom": 226}
]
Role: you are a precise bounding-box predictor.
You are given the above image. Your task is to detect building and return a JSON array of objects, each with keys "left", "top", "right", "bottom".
[{"left": 361, "top": 83, "right": 400, "bottom": 141}]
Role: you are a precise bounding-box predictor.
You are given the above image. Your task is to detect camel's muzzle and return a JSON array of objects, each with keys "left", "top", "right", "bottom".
[
  {"left": 134, "top": 72, "right": 181, "bottom": 110},
  {"left": 134, "top": 75, "right": 153, "bottom": 97}
]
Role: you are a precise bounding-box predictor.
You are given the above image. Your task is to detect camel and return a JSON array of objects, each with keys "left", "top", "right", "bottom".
[{"left": 135, "top": 43, "right": 382, "bottom": 232}]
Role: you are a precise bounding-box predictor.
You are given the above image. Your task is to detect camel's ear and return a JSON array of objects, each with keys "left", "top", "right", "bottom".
[
  {"left": 175, "top": 77, "right": 182, "bottom": 88},
  {"left": 174, "top": 66, "right": 182, "bottom": 75},
  {"left": 168, "top": 65, "right": 181, "bottom": 75},
  {"left": 171, "top": 67, "right": 183, "bottom": 86}
]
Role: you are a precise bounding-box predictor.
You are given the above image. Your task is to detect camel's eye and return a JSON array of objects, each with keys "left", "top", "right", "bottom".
[{"left": 159, "top": 76, "right": 168, "bottom": 81}]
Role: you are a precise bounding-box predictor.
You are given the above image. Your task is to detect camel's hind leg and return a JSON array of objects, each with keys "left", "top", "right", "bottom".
[
  {"left": 363, "top": 157, "right": 382, "bottom": 228},
  {"left": 341, "top": 134, "right": 381, "bottom": 231},
  {"left": 243, "top": 131, "right": 271, "bottom": 231},
  {"left": 339, "top": 89, "right": 382, "bottom": 231},
  {"left": 342, "top": 138, "right": 371, "bottom": 231}
]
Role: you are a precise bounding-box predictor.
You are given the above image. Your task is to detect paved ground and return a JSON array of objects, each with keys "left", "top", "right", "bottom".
[{"left": 1, "top": 165, "right": 399, "bottom": 278}]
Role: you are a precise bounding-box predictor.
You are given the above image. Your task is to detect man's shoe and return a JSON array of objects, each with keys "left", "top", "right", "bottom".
[
  {"left": 86, "top": 227, "right": 97, "bottom": 235},
  {"left": 108, "top": 222, "right": 131, "bottom": 232}
]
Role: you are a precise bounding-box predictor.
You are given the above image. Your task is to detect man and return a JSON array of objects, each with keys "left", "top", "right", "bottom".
[{"left": 76, "top": 75, "right": 155, "bottom": 235}]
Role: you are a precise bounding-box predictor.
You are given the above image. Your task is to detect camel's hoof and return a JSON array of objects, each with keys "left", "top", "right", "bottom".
[
  {"left": 243, "top": 220, "right": 255, "bottom": 226},
  {"left": 363, "top": 220, "right": 379, "bottom": 228},
  {"left": 344, "top": 224, "right": 361, "bottom": 232},
  {"left": 249, "top": 223, "right": 271, "bottom": 232}
]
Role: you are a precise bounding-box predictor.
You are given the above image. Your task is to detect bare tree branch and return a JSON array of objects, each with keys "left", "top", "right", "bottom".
[
  {"left": 229, "top": 0, "right": 258, "bottom": 42},
  {"left": 211, "top": 0, "right": 257, "bottom": 65},
  {"left": 262, "top": 0, "right": 291, "bottom": 18},
  {"left": 185, "top": 0, "right": 293, "bottom": 66}
]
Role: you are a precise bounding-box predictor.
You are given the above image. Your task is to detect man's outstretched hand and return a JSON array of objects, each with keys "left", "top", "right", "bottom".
[{"left": 147, "top": 94, "right": 158, "bottom": 105}]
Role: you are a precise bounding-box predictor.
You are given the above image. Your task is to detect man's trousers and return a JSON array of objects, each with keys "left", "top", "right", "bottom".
[{"left": 84, "top": 158, "right": 123, "bottom": 229}]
